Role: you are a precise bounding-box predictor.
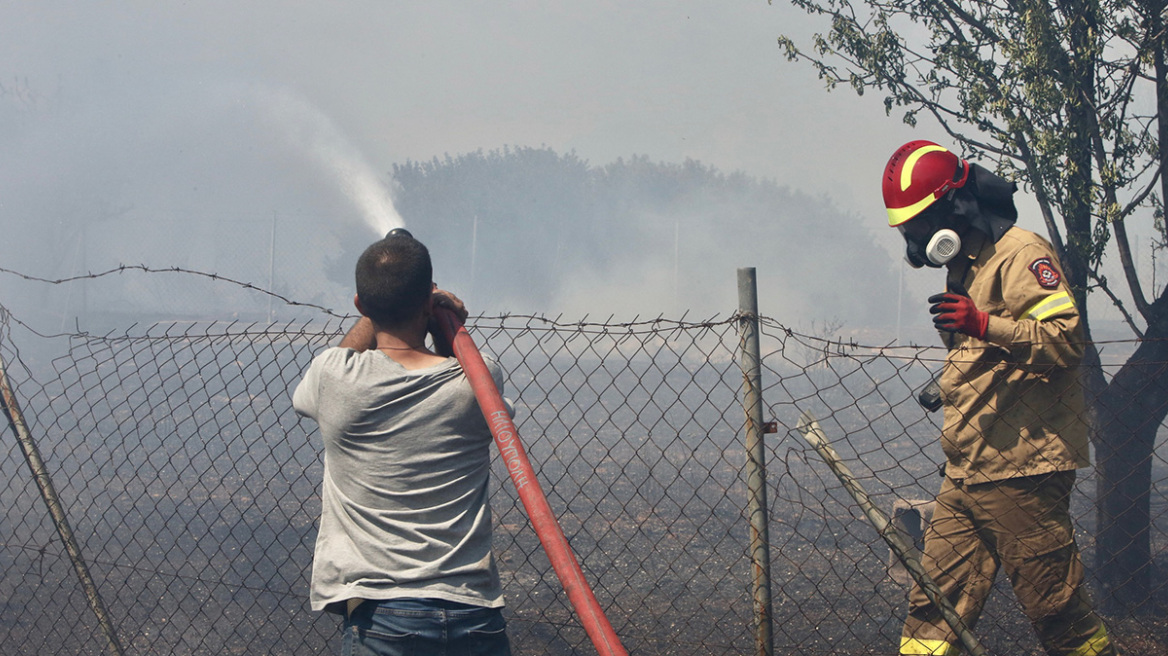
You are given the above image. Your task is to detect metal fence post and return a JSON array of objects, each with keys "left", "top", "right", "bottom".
[
  {"left": 0, "top": 351, "right": 126, "bottom": 656},
  {"left": 737, "top": 267, "right": 773, "bottom": 656}
]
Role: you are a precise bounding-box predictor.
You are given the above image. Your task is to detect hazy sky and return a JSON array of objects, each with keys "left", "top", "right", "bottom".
[
  {"left": 1, "top": 2, "right": 923, "bottom": 214},
  {"left": 5, "top": 1, "right": 1124, "bottom": 332}
]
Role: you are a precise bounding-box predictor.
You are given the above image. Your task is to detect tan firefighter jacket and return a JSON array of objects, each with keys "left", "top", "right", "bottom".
[{"left": 938, "top": 226, "right": 1091, "bottom": 484}]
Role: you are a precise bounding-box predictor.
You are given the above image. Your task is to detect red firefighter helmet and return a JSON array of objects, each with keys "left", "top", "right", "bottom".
[{"left": 882, "top": 140, "right": 969, "bottom": 226}]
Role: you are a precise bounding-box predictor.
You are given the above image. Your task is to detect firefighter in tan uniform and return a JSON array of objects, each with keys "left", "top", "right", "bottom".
[{"left": 883, "top": 141, "right": 1117, "bottom": 656}]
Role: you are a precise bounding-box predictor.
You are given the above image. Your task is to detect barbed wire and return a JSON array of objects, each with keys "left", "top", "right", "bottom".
[
  {"left": 0, "top": 263, "right": 349, "bottom": 319},
  {"left": 4, "top": 263, "right": 1161, "bottom": 354}
]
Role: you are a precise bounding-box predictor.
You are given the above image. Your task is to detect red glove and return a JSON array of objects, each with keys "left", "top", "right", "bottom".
[{"left": 928, "top": 291, "right": 988, "bottom": 339}]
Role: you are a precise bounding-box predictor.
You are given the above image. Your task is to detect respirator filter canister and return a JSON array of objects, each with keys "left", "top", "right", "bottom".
[{"left": 925, "top": 229, "right": 961, "bottom": 266}]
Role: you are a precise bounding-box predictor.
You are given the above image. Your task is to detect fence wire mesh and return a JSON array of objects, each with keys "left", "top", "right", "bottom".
[{"left": 0, "top": 272, "right": 1165, "bottom": 655}]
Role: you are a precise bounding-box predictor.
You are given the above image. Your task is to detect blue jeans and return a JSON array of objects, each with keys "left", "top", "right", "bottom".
[{"left": 341, "top": 598, "right": 511, "bottom": 656}]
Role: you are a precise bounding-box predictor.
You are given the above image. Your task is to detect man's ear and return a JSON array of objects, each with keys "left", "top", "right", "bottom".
[
  {"left": 421, "top": 290, "right": 435, "bottom": 317},
  {"left": 353, "top": 294, "right": 367, "bottom": 317}
]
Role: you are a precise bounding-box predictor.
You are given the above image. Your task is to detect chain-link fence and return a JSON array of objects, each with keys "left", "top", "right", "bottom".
[{"left": 1, "top": 271, "right": 1165, "bottom": 655}]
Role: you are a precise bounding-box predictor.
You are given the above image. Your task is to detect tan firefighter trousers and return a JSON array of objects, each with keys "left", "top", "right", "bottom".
[{"left": 899, "top": 472, "right": 1116, "bottom": 656}]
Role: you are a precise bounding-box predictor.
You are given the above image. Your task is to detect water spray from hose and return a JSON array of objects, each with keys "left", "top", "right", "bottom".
[{"left": 258, "top": 86, "right": 404, "bottom": 236}]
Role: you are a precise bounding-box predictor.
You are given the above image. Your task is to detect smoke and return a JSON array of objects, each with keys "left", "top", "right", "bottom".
[
  {"left": 0, "top": 78, "right": 404, "bottom": 329},
  {"left": 253, "top": 86, "right": 403, "bottom": 237},
  {"left": 0, "top": 75, "right": 898, "bottom": 333}
]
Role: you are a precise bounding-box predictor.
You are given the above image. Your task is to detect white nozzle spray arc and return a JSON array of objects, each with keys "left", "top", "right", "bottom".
[{"left": 257, "top": 86, "right": 404, "bottom": 237}]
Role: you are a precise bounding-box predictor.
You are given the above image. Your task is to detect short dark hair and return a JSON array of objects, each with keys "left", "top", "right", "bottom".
[{"left": 355, "top": 234, "right": 433, "bottom": 328}]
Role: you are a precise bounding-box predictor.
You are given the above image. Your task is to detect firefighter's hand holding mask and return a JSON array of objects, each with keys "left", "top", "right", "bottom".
[{"left": 928, "top": 288, "right": 988, "bottom": 339}]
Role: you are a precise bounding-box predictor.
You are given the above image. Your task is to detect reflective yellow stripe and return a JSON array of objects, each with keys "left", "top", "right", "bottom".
[
  {"left": 1068, "top": 624, "right": 1112, "bottom": 656},
  {"left": 888, "top": 144, "right": 949, "bottom": 226},
  {"left": 902, "top": 144, "right": 948, "bottom": 191},
  {"left": 887, "top": 194, "right": 939, "bottom": 226},
  {"left": 899, "top": 636, "right": 960, "bottom": 655},
  {"left": 1023, "top": 291, "right": 1074, "bottom": 321}
]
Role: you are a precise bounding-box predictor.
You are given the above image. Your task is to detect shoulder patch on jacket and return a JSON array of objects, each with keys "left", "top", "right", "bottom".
[{"left": 1028, "top": 257, "right": 1061, "bottom": 289}]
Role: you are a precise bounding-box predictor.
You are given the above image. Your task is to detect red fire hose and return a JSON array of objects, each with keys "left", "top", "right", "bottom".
[{"left": 436, "top": 308, "right": 628, "bottom": 656}]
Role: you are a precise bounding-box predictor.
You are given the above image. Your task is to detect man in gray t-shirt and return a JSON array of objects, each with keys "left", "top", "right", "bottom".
[{"left": 293, "top": 232, "right": 511, "bottom": 655}]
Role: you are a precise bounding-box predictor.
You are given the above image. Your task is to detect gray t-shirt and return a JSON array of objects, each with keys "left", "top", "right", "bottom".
[{"left": 292, "top": 347, "right": 505, "bottom": 611}]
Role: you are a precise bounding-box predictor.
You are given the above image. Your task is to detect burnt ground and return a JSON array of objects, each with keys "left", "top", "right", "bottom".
[{"left": 2, "top": 425, "right": 1164, "bottom": 656}]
